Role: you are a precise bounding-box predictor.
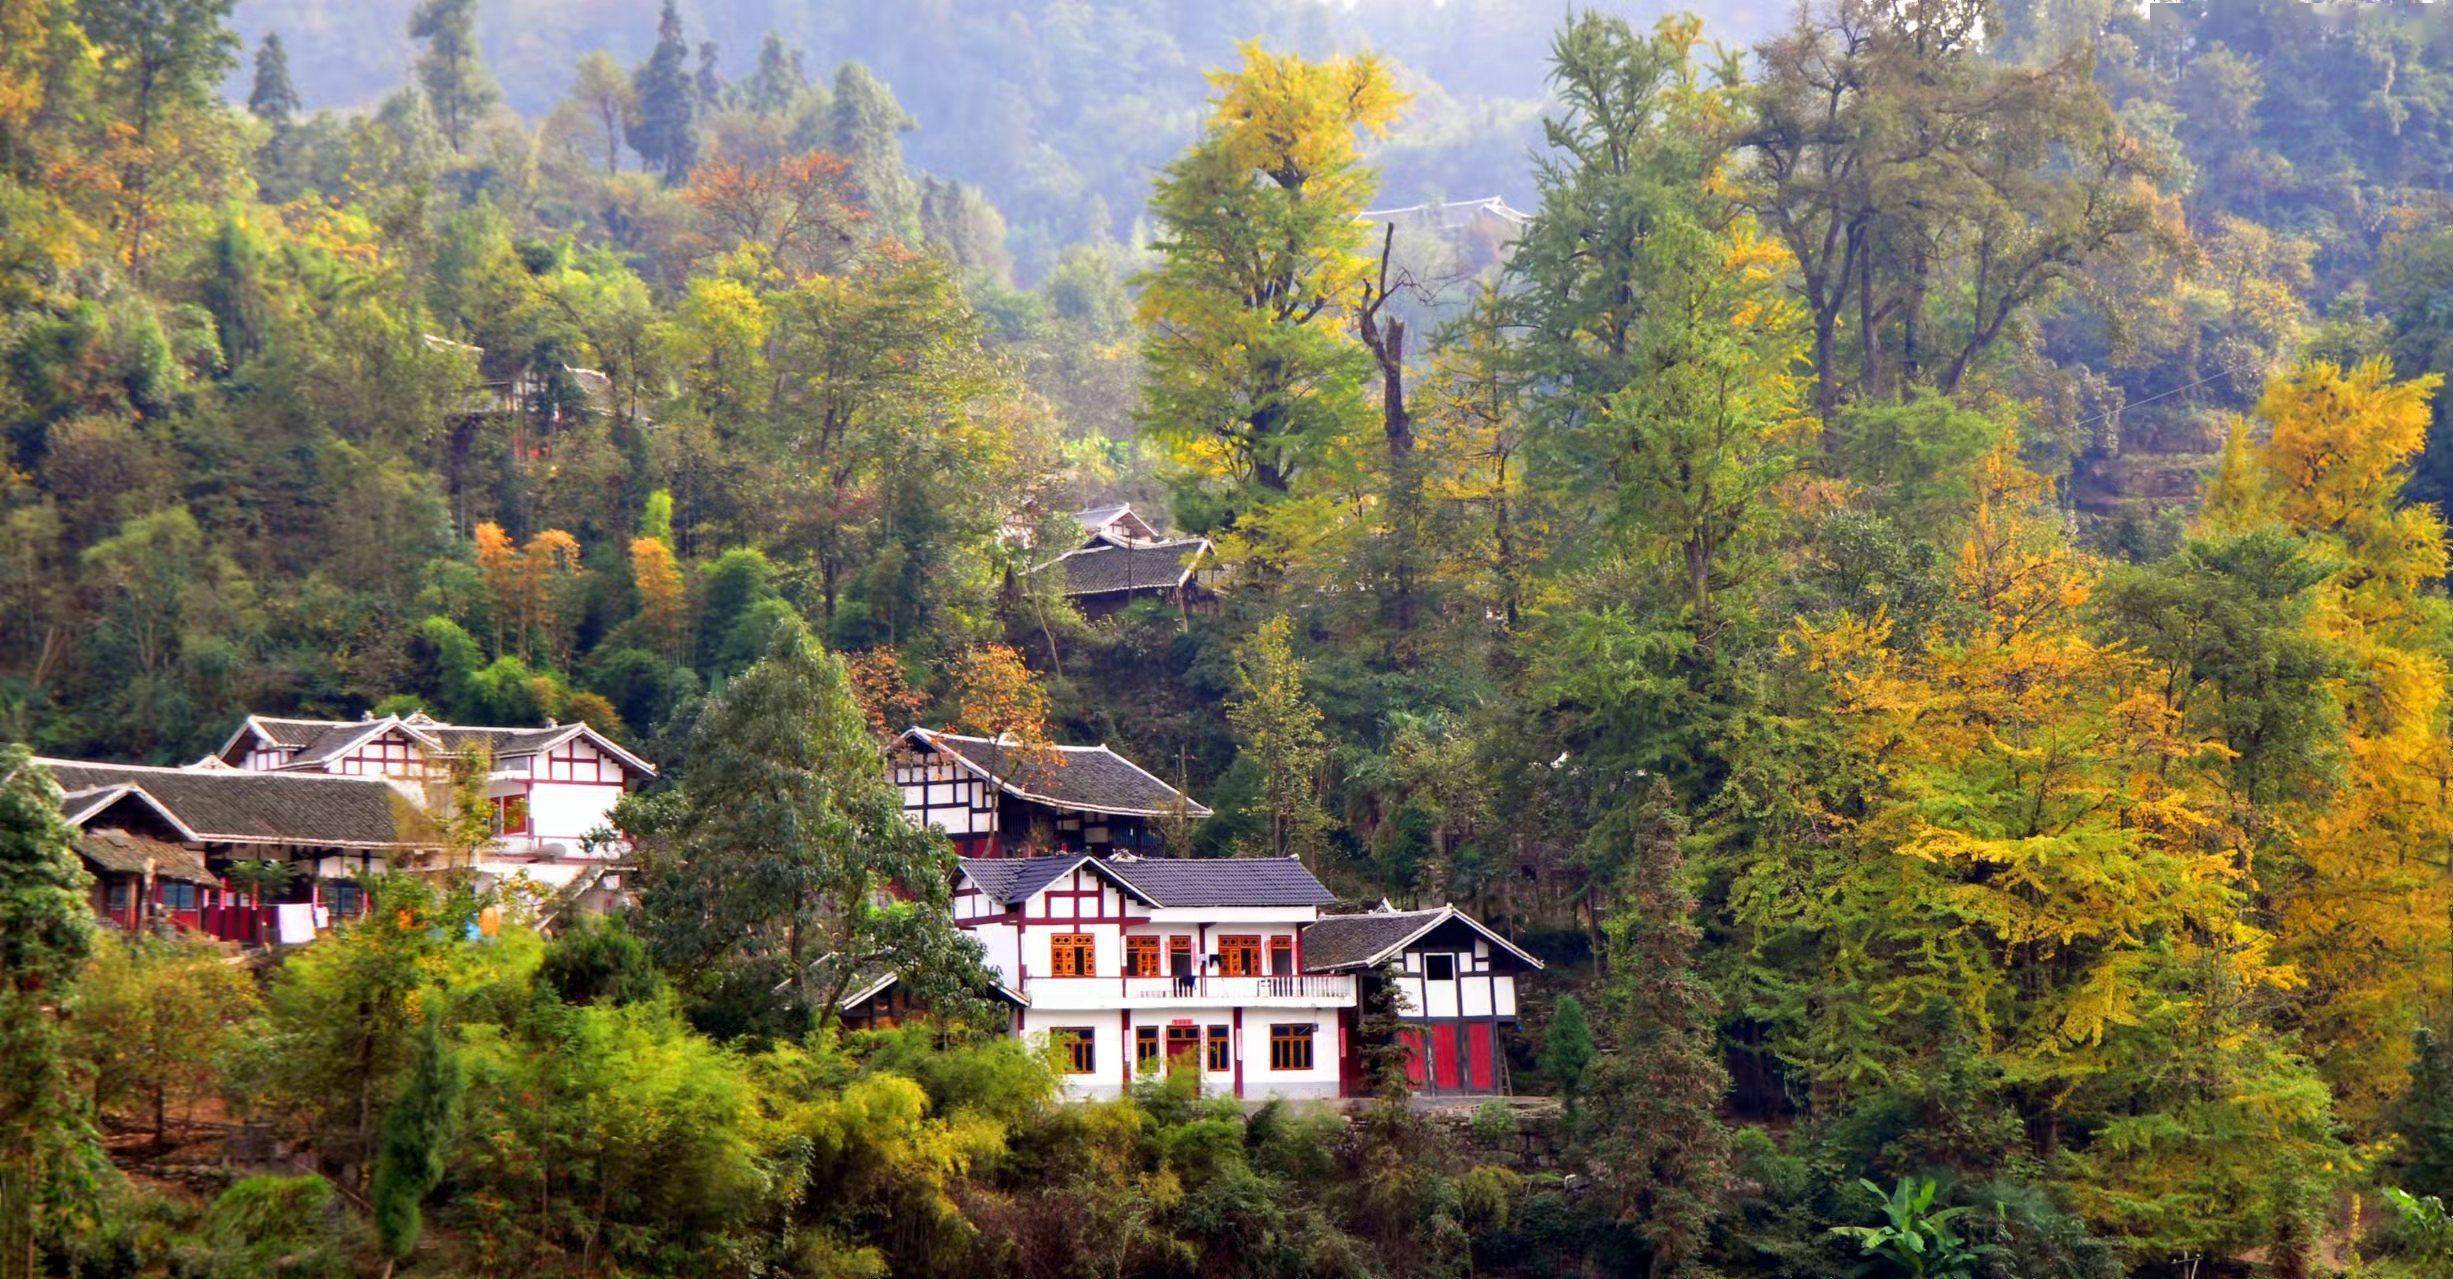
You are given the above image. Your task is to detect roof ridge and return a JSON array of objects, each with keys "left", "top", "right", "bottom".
[{"left": 34, "top": 756, "right": 401, "bottom": 784}]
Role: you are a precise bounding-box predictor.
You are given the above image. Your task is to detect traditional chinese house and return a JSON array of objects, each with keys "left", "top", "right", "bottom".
[
  {"left": 1299, "top": 904, "right": 1545, "bottom": 1095},
  {"left": 890, "top": 727, "right": 1208, "bottom": 857},
  {"left": 1036, "top": 502, "right": 1217, "bottom": 618}
]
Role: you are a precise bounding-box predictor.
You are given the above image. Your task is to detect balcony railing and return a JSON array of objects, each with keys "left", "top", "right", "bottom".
[{"left": 1022, "top": 973, "right": 1354, "bottom": 1009}]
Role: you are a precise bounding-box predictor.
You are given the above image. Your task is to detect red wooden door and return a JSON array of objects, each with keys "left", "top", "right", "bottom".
[
  {"left": 1467, "top": 1021, "right": 1496, "bottom": 1091},
  {"left": 1431, "top": 1024, "right": 1463, "bottom": 1090},
  {"left": 1401, "top": 1029, "right": 1428, "bottom": 1086}
]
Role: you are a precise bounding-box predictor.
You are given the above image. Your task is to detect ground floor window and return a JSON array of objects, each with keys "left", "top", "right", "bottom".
[
  {"left": 1269, "top": 1023, "right": 1316, "bottom": 1072},
  {"left": 1135, "top": 1024, "right": 1161, "bottom": 1066},
  {"left": 1051, "top": 1027, "right": 1096, "bottom": 1074},
  {"left": 106, "top": 879, "right": 134, "bottom": 912},
  {"left": 159, "top": 881, "right": 202, "bottom": 911},
  {"left": 1206, "top": 1025, "right": 1231, "bottom": 1072},
  {"left": 332, "top": 881, "right": 366, "bottom": 917}
]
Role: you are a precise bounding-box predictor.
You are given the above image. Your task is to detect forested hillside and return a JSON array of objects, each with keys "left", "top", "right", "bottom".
[{"left": 7, "top": 0, "right": 2453, "bottom": 1275}]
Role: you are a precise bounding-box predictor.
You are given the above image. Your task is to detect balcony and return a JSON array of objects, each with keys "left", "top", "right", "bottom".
[{"left": 1021, "top": 973, "right": 1355, "bottom": 1010}]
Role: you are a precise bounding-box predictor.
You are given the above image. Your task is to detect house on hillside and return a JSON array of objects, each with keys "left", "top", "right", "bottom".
[
  {"left": 44, "top": 757, "right": 429, "bottom": 943},
  {"left": 41, "top": 709, "right": 654, "bottom": 943},
  {"left": 217, "top": 711, "right": 655, "bottom": 882},
  {"left": 890, "top": 727, "right": 1208, "bottom": 857},
  {"left": 946, "top": 853, "right": 1353, "bottom": 1100},
  {"left": 1301, "top": 904, "right": 1544, "bottom": 1095},
  {"left": 841, "top": 850, "right": 1548, "bottom": 1102},
  {"left": 1034, "top": 502, "right": 1218, "bottom": 618}
]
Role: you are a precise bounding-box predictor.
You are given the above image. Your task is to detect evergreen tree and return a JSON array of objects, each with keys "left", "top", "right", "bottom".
[
  {"left": 245, "top": 32, "right": 299, "bottom": 128},
  {"left": 1543, "top": 993, "right": 1595, "bottom": 1123},
  {"left": 618, "top": 625, "right": 988, "bottom": 1038},
  {"left": 747, "top": 33, "right": 806, "bottom": 116},
  {"left": 1581, "top": 782, "right": 1729, "bottom": 1278},
  {"left": 829, "top": 63, "right": 921, "bottom": 242},
  {"left": 627, "top": 0, "right": 697, "bottom": 184},
  {"left": 694, "top": 40, "right": 725, "bottom": 112},
  {"left": 2398, "top": 1025, "right": 2453, "bottom": 1197},
  {"left": 0, "top": 750, "right": 98, "bottom": 1279},
  {"left": 407, "top": 0, "right": 498, "bottom": 152},
  {"left": 369, "top": 1009, "right": 464, "bottom": 1267}
]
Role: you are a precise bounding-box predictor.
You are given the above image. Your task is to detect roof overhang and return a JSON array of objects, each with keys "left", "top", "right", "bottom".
[
  {"left": 1308, "top": 905, "right": 1546, "bottom": 972},
  {"left": 60, "top": 784, "right": 207, "bottom": 844},
  {"left": 903, "top": 728, "right": 1213, "bottom": 820}
]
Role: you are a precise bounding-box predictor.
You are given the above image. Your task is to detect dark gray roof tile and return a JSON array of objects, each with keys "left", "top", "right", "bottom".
[
  {"left": 913, "top": 730, "right": 1209, "bottom": 817},
  {"left": 38, "top": 760, "right": 423, "bottom": 848}
]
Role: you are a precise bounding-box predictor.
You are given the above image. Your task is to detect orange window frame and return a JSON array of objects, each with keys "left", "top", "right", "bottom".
[
  {"left": 1268, "top": 935, "right": 1295, "bottom": 975},
  {"left": 1218, "top": 935, "right": 1261, "bottom": 976},
  {"left": 1269, "top": 1023, "right": 1315, "bottom": 1071},
  {"left": 1053, "top": 1028, "right": 1095, "bottom": 1074},
  {"left": 1206, "top": 1025, "right": 1231, "bottom": 1072},
  {"left": 1125, "top": 935, "right": 1161, "bottom": 977},
  {"left": 1050, "top": 933, "right": 1095, "bottom": 977}
]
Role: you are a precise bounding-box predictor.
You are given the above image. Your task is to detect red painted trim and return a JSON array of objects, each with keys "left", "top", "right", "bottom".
[
  {"left": 1120, "top": 1008, "right": 1132, "bottom": 1088},
  {"left": 1232, "top": 1007, "right": 1245, "bottom": 1098}
]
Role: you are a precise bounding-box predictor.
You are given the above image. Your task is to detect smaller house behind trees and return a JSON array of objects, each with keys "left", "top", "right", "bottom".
[{"left": 891, "top": 726, "right": 1207, "bottom": 856}]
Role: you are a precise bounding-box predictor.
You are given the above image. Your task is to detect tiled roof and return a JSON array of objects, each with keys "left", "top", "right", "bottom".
[
  {"left": 957, "top": 853, "right": 1335, "bottom": 909},
  {"left": 37, "top": 760, "right": 424, "bottom": 848},
  {"left": 74, "top": 828, "right": 216, "bottom": 884},
  {"left": 1046, "top": 538, "right": 1208, "bottom": 597},
  {"left": 223, "top": 714, "right": 654, "bottom": 777},
  {"left": 1101, "top": 856, "right": 1336, "bottom": 908},
  {"left": 910, "top": 729, "right": 1210, "bottom": 818},
  {"left": 1300, "top": 905, "right": 1545, "bottom": 972},
  {"left": 1300, "top": 909, "right": 1448, "bottom": 970},
  {"left": 958, "top": 855, "right": 1089, "bottom": 905}
]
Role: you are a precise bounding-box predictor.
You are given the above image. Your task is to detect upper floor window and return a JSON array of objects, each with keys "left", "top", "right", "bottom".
[
  {"left": 1423, "top": 953, "right": 1456, "bottom": 982},
  {"left": 1217, "top": 935, "right": 1260, "bottom": 976},
  {"left": 1268, "top": 935, "right": 1295, "bottom": 976},
  {"left": 1050, "top": 932, "right": 1095, "bottom": 977},
  {"left": 1125, "top": 935, "right": 1161, "bottom": 978}
]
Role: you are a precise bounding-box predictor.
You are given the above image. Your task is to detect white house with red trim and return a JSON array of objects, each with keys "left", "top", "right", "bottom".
[
  {"left": 216, "top": 710, "right": 655, "bottom": 891},
  {"left": 937, "top": 853, "right": 1355, "bottom": 1100}
]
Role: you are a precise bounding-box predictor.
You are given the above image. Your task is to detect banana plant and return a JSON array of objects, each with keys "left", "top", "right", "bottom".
[{"left": 1830, "top": 1176, "right": 1990, "bottom": 1279}]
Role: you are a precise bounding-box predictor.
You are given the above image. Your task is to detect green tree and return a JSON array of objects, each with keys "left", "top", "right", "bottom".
[
  {"left": 1227, "top": 615, "right": 1334, "bottom": 866},
  {"left": 0, "top": 750, "right": 97, "bottom": 1279},
  {"left": 408, "top": 0, "right": 498, "bottom": 152},
  {"left": 747, "top": 34, "right": 806, "bottom": 117},
  {"left": 1543, "top": 993, "right": 1595, "bottom": 1121},
  {"left": 619, "top": 625, "right": 987, "bottom": 1038},
  {"left": 1581, "top": 783, "right": 1728, "bottom": 1278},
  {"left": 68, "top": 933, "right": 261, "bottom": 1147},
  {"left": 571, "top": 50, "right": 635, "bottom": 175},
  {"left": 627, "top": 0, "right": 696, "bottom": 184},
  {"left": 246, "top": 32, "right": 299, "bottom": 128},
  {"left": 829, "top": 62, "right": 920, "bottom": 242},
  {"left": 1135, "top": 44, "right": 1401, "bottom": 536},
  {"left": 2398, "top": 1026, "right": 2453, "bottom": 1198},
  {"left": 369, "top": 1010, "right": 463, "bottom": 1267}
]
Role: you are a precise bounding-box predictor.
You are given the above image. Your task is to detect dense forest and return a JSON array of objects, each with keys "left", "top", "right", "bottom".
[{"left": 7, "top": 0, "right": 2453, "bottom": 1275}]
